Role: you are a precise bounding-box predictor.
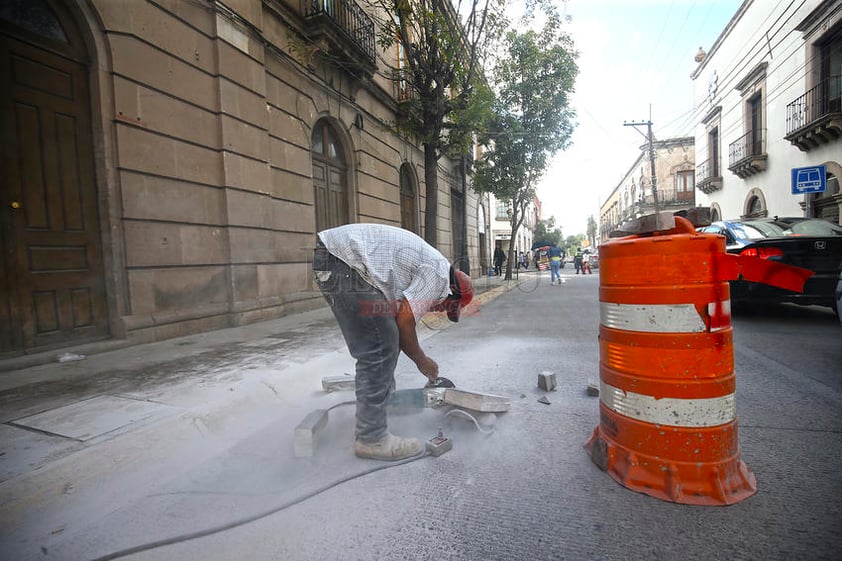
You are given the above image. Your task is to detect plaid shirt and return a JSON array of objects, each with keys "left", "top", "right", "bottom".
[{"left": 318, "top": 224, "right": 451, "bottom": 322}]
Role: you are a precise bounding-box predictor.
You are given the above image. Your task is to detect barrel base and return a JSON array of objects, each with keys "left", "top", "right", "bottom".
[{"left": 584, "top": 427, "right": 757, "bottom": 506}]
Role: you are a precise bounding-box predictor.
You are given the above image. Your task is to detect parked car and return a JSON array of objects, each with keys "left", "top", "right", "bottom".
[{"left": 697, "top": 217, "right": 842, "bottom": 310}]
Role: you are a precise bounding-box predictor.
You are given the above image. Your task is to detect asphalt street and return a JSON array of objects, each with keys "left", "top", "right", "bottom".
[{"left": 2, "top": 267, "right": 841, "bottom": 561}]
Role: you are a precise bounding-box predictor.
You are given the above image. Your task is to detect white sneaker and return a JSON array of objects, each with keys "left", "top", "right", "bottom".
[{"left": 355, "top": 433, "right": 423, "bottom": 461}]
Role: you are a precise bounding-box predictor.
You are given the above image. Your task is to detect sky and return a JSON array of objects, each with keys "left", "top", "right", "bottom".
[{"left": 535, "top": 0, "right": 743, "bottom": 237}]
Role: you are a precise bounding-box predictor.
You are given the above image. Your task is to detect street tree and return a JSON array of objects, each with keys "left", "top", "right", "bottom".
[
  {"left": 564, "top": 233, "right": 585, "bottom": 256},
  {"left": 534, "top": 216, "right": 563, "bottom": 247},
  {"left": 368, "top": 0, "right": 505, "bottom": 249},
  {"left": 472, "top": 14, "right": 578, "bottom": 279},
  {"left": 587, "top": 215, "right": 597, "bottom": 247}
]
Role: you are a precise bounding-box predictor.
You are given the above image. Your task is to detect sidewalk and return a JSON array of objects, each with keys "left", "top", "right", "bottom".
[
  {"left": 0, "top": 272, "right": 542, "bottom": 560},
  {"left": 0, "top": 272, "right": 532, "bottom": 484}
]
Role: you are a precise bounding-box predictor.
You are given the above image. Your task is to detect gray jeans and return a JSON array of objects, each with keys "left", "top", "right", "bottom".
[{"left": 313, "top": 247, "right": 399, "bottom": 442}]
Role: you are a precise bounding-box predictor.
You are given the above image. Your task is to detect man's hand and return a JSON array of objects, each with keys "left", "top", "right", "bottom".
[
  {"left": 395, "top": 298, "right": 439, "bottom": 383},
  {"left": 416, "top": 356, "right": 439, "bottom": 382}
]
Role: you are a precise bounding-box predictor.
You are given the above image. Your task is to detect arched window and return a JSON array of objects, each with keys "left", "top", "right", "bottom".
[
  {"left": 745, "top": 195, "right": 764, "bottom": 217},
  {"left": 399, "top": 163, "right": 417, "bottom": 233},
  {"left": 311, "top": 119, "right": 348, "bottom": 231}
]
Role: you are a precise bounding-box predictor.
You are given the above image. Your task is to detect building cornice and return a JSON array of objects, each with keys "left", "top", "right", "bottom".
[
  {"left": 701, "top": 105, "right": 722, "bottom": 125},
  {"left": 734, "top": 61, "right": 768, "bottom": 92},
  {"left": 691, "top": 0, "right": 754, "bottom": 80},
  {"left": 795, "top": 0, "right": 842, "bottom": 33}
]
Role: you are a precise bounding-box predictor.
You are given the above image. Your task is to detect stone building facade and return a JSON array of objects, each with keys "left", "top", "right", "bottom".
[
  {"left": 0, "top": 0, "right": 483, "bottom": 358},
  {"left": 691, "top": 0, "right": 841, "bottom": 223},
  {"left": 599, "top": 137, "right": 696, "bottom": 243}
]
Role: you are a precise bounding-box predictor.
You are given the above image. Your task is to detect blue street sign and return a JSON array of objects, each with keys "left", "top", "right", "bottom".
[{"left": 791, "top": 165, "right": 826, "bottom": 195}]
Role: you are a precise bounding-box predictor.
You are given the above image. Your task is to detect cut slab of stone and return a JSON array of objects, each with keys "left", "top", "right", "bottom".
[
  {"left": 321, "top": 376, "right": 356, "bottom": 392},
  {"left": 442, "top": 389, "right": 510, "bottom": 413},
  {"left": 294, "top": 409, "right": 329, "bottom": 457},
  {"left": 11, "top": 395, "right": 174, "bottom": 441},
  {"left": 538, "top": 371, "right": 557, "bottom": 392}
]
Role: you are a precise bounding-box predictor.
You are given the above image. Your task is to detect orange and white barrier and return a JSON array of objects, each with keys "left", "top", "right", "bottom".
[{"left": 585, "top": 215, "right": 811, "bottom": 506}]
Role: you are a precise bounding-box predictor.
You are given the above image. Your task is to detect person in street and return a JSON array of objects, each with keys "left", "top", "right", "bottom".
[
  {"left": 519, "top": 251, "right": 528, "bottom": 270},
  {"left": 548, "top": 242, "right": 563, "bottom": 284},
  {"left": 582, "top": 251, "right": 593, "bottom": 274},
  {"left": 493, "top": 242, "right": 506, "bottom": 276},
  {"left": 313, "top": 223, "right": 474, "bottom": 461},
  {"left": 574, "top": 247, "right": 584, "bottom": 274}
]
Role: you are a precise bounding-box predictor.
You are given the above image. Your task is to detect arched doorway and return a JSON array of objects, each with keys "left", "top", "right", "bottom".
[
  {"left": 809, "top": 168, "right": 840, "bottom": 224},
  {"left": 710, "top": 203, "right": 722, "bottom": 223},
  {"left": 0, "top": 0, "right": 108, "bottom": 352},
  {"left": 311, "top": 119, "right": 349, "bottom": 232},
  {"left": 399, "top": 163, "right": 417, "bottom": 233}
]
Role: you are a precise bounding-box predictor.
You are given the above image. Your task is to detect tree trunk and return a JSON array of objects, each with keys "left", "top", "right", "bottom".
[
  {"left": 505, "top": 206, "right": 518, "bottom": 281},
  {"left": 423, "top": 142, "right": 439, "bottom": 248}
]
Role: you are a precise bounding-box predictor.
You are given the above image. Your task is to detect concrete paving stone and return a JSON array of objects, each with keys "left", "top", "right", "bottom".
[
  {"left": 0, "top": 424, "right": 80, "bottom": 483},
  {"left": 11, "top": 395, "right": 178, "bottom": 441}
]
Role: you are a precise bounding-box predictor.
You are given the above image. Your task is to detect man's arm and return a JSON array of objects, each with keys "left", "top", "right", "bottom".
[{"left": 395, "top": 299, "right": 439, "bottom": 382}]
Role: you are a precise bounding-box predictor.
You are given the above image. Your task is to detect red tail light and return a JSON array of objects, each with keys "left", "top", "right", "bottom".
[{"left": 740, "top": 246, "right": 784, "bottom": 259}]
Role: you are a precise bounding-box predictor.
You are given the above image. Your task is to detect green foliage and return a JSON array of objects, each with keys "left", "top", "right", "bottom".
[
  {"left": 371, "top": 0, "right": 504, "bottom": 151},
  {"left": 367, "top": 0, "right": 507, "bottom": 245},
  {"left": 534, "top": 217, "right": 563, "bottom": 246},
  {"left": 586, "top": 215, "right": 597, "bottom": 247},
  {"left": 564, "top": 234, "right": 585, "bottom": 255},
  {"left": 472, "top": 17, "right": 578, "bottom": 235}
]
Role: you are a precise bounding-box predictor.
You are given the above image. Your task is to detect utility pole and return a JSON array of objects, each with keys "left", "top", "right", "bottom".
[{"left": 624, "top": 114, "right": 660, "bottom": 214}]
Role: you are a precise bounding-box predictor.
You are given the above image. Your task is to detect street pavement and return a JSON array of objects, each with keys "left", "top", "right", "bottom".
[{"left": 1, "top": 266, "right": 841, "bottom": 561}]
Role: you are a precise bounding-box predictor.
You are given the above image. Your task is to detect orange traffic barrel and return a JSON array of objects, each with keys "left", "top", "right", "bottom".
[{"left": 584, "top": 216, "right": 756, "bottom": 505}]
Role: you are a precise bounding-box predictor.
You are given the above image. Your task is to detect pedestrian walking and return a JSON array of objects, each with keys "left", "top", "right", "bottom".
[
  {"left": 493, "top": 242, "right": 506, "bottom": 276},
  {"left": 313, "top": 223, "right": 474, "bottom": 461},
  {"left": 548, "top": 242, "right": 563, "bottom": 284}
]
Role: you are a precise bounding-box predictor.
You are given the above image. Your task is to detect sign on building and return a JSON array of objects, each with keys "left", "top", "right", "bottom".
[{"left": 791, "top": 165, "right": 826, "bottom": 195}]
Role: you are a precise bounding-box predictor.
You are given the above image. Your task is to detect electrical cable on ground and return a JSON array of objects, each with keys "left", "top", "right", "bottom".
[
  {"left": 87, "top": 448, "right": 432, "bottom": 561},
  {"left": 444, "top": 409, "right": 495, "bottom": 434}
]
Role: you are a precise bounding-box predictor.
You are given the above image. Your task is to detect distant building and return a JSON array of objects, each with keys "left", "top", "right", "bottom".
[
  {"left": 487, "top": 194, "right": 535, "bottom": 274},
  {"left": 691, "top": 0, "right": 841, "bottom": 223},
  {"left": 599, "top": 137, "right": 696, "bottom": 243}
]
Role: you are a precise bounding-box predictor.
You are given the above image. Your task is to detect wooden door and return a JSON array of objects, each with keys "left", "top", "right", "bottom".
[
  {"left": 0, "top": 35, "right": 107, "bottom": 352},
  {"left": 312, "top": 120, "right": 347, "bottom": 232}
]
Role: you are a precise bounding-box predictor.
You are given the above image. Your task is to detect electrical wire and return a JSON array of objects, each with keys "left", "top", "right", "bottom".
[
  {"left": 88, "top": 448, "right": 433, "bottom": 561},
  {"left": 444, "top": 408, "right": 496, "bottom": 434},
  {"left": 88, "top": 398, "right": 499, "bottom": 560}
]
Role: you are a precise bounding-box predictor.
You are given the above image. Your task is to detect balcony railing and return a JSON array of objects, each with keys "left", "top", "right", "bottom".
[
  {"left": 728, "top": 129, "right": 767, "bottom": 178},
  {"left": 393, "top": 69, "right": 415, "bottom": 102},
  {"left": 728, "top": 129, "right": 764, "bottom": 166},
  {"left": 613, "top": 189, "right": 695, "bottom": 225},
  {"left": 785, "top": 76, "right": 842, "bottom": 151},
  {"left": 696, "top": 158, "right": 722, "bottom": 194},
  {"left": 786, "top": 76, "right": 841, "bottom": 135},
  {"left": 301, "top": 0, "right": 376, "bottom": 69}
]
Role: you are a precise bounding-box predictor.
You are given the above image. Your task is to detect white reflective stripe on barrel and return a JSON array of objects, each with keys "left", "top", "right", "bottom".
[
  {"left": 600, "top": 381, "right": 737, "bottom": 427},
  {"left": 600, "top": 302, "right": 706, "bottom": 333}
]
